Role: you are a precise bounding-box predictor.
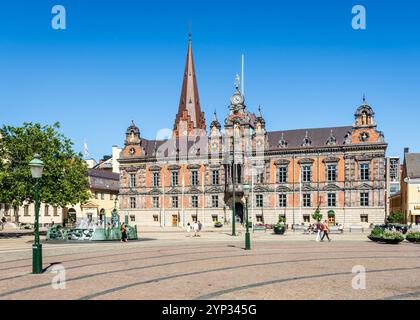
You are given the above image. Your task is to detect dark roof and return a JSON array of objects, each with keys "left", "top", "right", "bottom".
[
  {"left": 88, "top": 169, "right": 119, "bottom": 192},
  {"left": 88, "top": 169, "right": 119, "bottom": 180},
  {"left": 405, "top": 153, "right": 420, "bottom": 179},
  {"left": 130, "top": 126, "right": 354, "bottom": 159},
  {"left": 267, "top": 126, "right": 352, "bottom": 149}
]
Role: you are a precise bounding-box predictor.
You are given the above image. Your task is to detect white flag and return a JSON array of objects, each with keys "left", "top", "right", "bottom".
[{"left": 83, "top": 139, "right": 89, "bottom": 158}]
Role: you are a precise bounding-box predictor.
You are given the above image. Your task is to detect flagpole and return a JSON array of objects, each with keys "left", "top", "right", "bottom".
[{"left": 241, "top": 54, "right": 244, "bottom": 96}]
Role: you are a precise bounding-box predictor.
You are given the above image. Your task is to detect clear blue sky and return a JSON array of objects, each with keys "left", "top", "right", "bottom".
[{"left": 1, "top": 0, "right": 419, "bottom": 160}]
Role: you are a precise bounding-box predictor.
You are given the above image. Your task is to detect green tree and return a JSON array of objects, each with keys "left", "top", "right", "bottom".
[
  {"left": 312, "top": 209, "right": 323, "bottom": 222},
  {"left": 387, "top": 212, "right": 405, "bottom": 224},
  {"left": 0, "top": 122, "right": 90, "bottom": 207}
]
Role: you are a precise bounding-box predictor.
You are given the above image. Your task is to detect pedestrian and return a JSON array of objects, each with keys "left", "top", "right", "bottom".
[
  {"left": 320, "top": 220, "right": 331, "bottom": 242},
  {"left": 193, "top": 221, "right": 200, "bottom": 237},
  {"left": 198, "top": 220, "right": 202, "bottom": 233},
  {"left": 186, "top": 222, "right": 192, "bottom": 237},
  {"left": 315, "top": 220, "right": 322, "bottom": 242},
  {"left": 120, "top": 222, "right": 128, "bottom": 242}
]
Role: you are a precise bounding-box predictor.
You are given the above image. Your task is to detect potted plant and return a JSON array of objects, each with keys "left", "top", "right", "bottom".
[
  {"left": 273, "top": 215, "right": 286, "bottom": 235},
  {"left": 214, "top": 221, "right": 223, "bottom": 228}
]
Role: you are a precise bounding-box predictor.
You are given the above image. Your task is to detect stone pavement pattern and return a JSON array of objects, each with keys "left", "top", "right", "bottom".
[{"left": 0, "top": 230, "right": 419, "bottom": 300}]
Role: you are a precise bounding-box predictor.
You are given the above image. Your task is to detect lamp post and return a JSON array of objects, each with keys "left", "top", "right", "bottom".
[
  {"left": 243, "top": 183, "right": 251, "bottom": 250},
  {"left": 231, "top": 126, "right": 236, "bottom": 236},
  {"left": 29, "top": 154, "right": 44, "bottom": 274}
]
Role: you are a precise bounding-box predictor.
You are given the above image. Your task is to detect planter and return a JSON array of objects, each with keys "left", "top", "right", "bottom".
[
  {"left": 273, "top": 227, "right": 285, "bottom": 235},
  {"left": 214, "top": 223, "right": 223, "bottom": 228},
  {"left": 406, "top": 237, "right": 420, "bottom": 243},
  {"left": 368, "top": 235, "right": 403, "bottom": 244}
]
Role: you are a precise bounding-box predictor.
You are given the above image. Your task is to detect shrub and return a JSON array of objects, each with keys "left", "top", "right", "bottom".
[
  {"left": 371, "top": 226, "right": 384, "bottom": 237},
  {"left": 382, "top": 230, "right": 404, "bottom": 241}
]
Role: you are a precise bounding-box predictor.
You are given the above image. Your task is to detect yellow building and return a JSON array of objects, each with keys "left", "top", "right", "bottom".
[
  {"left": 66, "top": 169, "right": 119, "bottom": 226},
  {"left": 400, "top": 151, "right": 420, "bottom": 225}
]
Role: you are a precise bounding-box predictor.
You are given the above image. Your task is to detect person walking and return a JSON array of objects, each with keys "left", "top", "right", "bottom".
[
  {"left": 120, "top": 222, "right": 128, "bottom": 242},
  {"left": 193, "top": 221, "right": 200, "bottom": 237},
  {"left": 198, "top": 220, "right": 202, "bottom": 234},
  {"left": 186, "top": 222, "right": 192, "bottom": 237},
  {"left": 315, "top": 220, "right": 322, "bottom": 242},
  {"left": 320, "top": 220, "right": 331, "bottom": 242}
]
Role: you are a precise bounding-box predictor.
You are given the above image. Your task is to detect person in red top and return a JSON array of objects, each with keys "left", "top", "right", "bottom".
[{"left": 320, "top": 220, "right": 331, "bottom": 242}]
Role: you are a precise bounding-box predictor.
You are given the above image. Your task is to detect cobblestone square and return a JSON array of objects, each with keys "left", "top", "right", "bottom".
[{"left": 0, "top": 230, "right": 419, "bottom": 300}]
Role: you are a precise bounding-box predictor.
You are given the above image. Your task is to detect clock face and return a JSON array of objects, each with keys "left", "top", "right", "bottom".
[{"left": 231, "top": 93, "right": 243, "bottom": 105}]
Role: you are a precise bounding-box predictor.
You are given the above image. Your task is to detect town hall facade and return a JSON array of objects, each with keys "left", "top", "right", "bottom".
[{"left": 118, "top": 36, "right": 388, "bottom": 228}]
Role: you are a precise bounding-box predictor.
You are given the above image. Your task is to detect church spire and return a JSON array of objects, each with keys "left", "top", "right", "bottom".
[{"left": 173, "top": 34, "right": 206, "bottom": 137}]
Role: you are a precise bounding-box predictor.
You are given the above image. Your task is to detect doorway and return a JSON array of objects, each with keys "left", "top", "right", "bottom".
[
  {"left": 235, "top": 203, "right": 244, "bottom": 224},
  {"left": 172, "top": 214, "right": 178, "bottom": 227}
]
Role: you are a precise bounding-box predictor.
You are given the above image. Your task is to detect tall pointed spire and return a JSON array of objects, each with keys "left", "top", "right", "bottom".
[{"left": 173, "top": 34, "right": 206, "bottom": 137}]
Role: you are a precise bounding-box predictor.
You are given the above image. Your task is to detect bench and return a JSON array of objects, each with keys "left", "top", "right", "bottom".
[
  {"left": 253, "top": 224, "right": 266, "bottom": 233},
  {"left": 349, "top": 225, "right": 364, "bottom": 232},
  {"left": 292, "top": 224, "right": 306, "bottom": 232},
  {"left": 329, "top": 226, "right": 343, "bottom": 234}
]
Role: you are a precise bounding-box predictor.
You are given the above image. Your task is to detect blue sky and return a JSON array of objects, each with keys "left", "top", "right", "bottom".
[{"left": 0, "top": 0, "right": 419, "bottom": 160}]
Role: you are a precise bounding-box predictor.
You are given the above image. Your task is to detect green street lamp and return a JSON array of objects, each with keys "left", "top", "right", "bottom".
[
  {"left": 243, "top": 183, "right": 251, "bottom": 250},
  {"left": 29, "top": 154, "right": 44, "bottom": 274}
]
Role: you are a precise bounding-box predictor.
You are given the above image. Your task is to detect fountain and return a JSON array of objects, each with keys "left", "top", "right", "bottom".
[{"left": 46, "top": 213, "right": 138, "bottom": 241}]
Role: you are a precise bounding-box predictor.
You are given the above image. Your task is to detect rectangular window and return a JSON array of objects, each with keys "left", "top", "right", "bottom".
[
  {"left": 212, "top": 170, "right": 219, "bottom": 185},
  {"left": 360, "top": 192, "right": 369, "bottom": 206},
  {"left": 110, "top": 194, "right": 114, "bottom": 200},
  {"left": 327, "top": 193, "right": 337, "bottom": 207},
  {"left": 24, "top": 205, "right": 29, "bottom": 216},
  {"left": 303, "top": 194, "right": 311, "bottom": 207},
  {"left": 172, "top": 196, "right": 179, "bottom": 208},
  {"left": 130, "top": 215, "right": 136, "bottom": 222},
  {"left": 212, "top": 215, "right": 218, "bottom": 222},
  {"left": 153, "top": 215, "right": 159, "bottom": 222},
  {"left": 4, "top": 205, "right": 9, "bottom": 216},
  {"left": 256, "top": 171, "right": 264, "bottom": 184},
  {"left": 303, "top": 215, "right": 310, "bottom": 223},
  {"left": 302, "top": 165, "right": 312, "bottom": 182},
  {"left": 101, "top": 193, "right": 104, "bottom": 200},
  {"left": 212, "top": 195, "right": 219, "bottom": 208},
  {"left": 130, "top": 197, "right": 136, "bottom": 209},
  {"left": 192, "top": 214, "right": 198, "bottom": 222},
  {"left": 152, "top": 172, "right": 160, "bottom": 187},
  {"left": 191, "top": 171, "right": 199, "bottom": 186},
  {"left": 361, "top": 214, "right": 369, "bottom": 223},
  {"left": 94, "top": 192, "right": 98, "bottom": 199},
  {"left": 44, "top": 205, "right": 49, "bottom": 216},
  {"left": 53, "top": 206, "right": 58, "bottom": 216},
  {"left": 327, "top": 164, "right": 337, "bottom": 182},
  {"left": 256, "top": 215, "right": 264, "bottom": 223},
  {"left": 278, "top": 194, "right": 287, "bottom": 207},
  {"left": 256, "top": 194, "right": 263, "bottom": 208},
  {"left": 278, "top": 166, "right": 287, "bottom": 183},
  {"left": 129, "top": 173, "right": 136, "bottom": 188},
  {"left": 191, "top": 196, "right": 199, "bottom": 208},
  {"left": 360, "top": 163, "right": 370, "bottom": 181},
  {"left": 152, "top": 196, "right": 160, "bottom": 208},
  {"left": 171, "top": 171, "right": 179, "bottom": 186}
]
